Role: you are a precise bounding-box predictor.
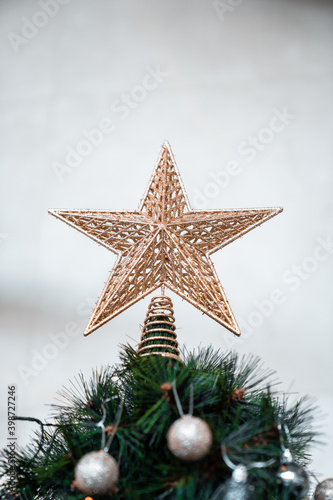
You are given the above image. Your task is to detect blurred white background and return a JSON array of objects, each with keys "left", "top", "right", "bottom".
[{"left": 1, "top": 0, "right": 333, "bottom": 484}]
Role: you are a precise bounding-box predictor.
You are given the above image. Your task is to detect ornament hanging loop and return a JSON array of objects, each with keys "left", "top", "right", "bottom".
[
  {"left": 96, "top": 399, "right": 109, "bottom": 450},
  {"left": 188, "top": 383, "right": 194, "bottom": 417},
  {"left": 172, "top": 379, "right": 184, "bottom": 418},
  {"left": 277, "top": 415, "right": 293, "bottom": 463},
  {"left": 93, "top": 395, "right": 125, "bottom": 452},
  {"left": 221, "top": 442, "right": 275, "bottom": 471},
  {"left": 171, "top": 380, "right": 194, "bottom": 418},
  {"left": 277, "top": 415, "right": 292, "bottom": 449},
  {"left": 104, "top": 394, "right": 125, "bottom": 453}
]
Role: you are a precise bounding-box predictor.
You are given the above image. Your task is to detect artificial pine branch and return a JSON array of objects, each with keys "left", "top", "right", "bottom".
[{"left": 0, "top": 345, "right": 318, "bottom": 499}]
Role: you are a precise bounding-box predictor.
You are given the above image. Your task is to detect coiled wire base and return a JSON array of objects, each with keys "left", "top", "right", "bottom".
[{"left": 137, "top": 295, "right": 181, "bottom": 362}]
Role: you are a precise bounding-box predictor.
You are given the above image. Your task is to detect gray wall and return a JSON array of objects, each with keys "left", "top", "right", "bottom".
[{"left": 1, "top": 0, "right": 333, "bottom": 483}]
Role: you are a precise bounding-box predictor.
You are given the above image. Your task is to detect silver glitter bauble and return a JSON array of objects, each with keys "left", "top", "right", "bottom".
[
  {"left": 213, "top": 479, "right": 255, "bottom": 500},
  {"left": 74, "top": 449, "right": 119, "bottom": 495},
  {"left": 315, "top": 479, "right": 333, "bottom": 500},
  {"left": 211, "top": 466, "right": 255, "bottom": 500},
  {"left": 277, "top": 461, "right": 309, "bottom": 498},
  {"left": 167, "top": 414, "right": 213, "bottom": 461}
]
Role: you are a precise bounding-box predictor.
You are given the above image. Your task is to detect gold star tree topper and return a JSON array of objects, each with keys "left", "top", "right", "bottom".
[{"left": 49, "top": 142, "right": 282, "bottom": 337}]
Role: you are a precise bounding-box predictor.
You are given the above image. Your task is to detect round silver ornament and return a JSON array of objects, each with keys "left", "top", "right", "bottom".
[
  {"left": 277, "top": 450, "right": 309, "bottom": 498},
  {"left": 315, "top": 479, "right": 333, "bottom": 500},
  {"left": 167, "top": 414, "right": 213, "bottom": 461},
  {"left": 74, "top": 449, "right": 119, "bottom": 495},
  {"left": 211, "top": 466, "right": 255, "bottom": 500}
]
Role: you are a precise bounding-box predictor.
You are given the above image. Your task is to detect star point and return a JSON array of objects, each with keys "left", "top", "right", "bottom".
[{"left": 50, "top": 142, "right": 282, "bottom": 338}]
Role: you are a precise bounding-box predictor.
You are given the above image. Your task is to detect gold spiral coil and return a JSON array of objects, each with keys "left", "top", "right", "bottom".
[{"left": 137, "top": 295, "right": 181, "bottom": 362}]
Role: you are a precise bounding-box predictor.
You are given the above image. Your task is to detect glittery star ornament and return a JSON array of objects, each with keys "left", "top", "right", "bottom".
[{"left": 49, "top": 141, "right": 282, "bottom": 337}]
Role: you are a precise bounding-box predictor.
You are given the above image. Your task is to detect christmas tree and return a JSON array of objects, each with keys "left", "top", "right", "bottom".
[
  {"left": 0, "top": 338, "right": 316, "bottom": 499},
  {"left": 0, "top": 143, "right": 320, "bottom": 499}
]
